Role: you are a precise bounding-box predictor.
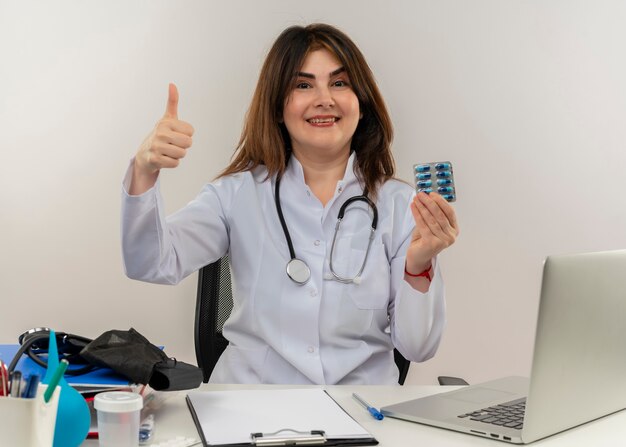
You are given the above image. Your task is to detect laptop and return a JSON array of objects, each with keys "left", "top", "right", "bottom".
[{"left": 381, "top": 249, "right": 626, "bottom": 443}]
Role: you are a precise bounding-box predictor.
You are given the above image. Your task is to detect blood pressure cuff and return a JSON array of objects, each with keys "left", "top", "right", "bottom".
[{"left": 80, "top": 328, "right": 202, "bottom": 391}]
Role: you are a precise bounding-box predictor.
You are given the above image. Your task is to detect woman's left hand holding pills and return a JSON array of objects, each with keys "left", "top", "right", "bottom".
[{"left": 405, "top": 192, "right": 459, "bottom": 285}]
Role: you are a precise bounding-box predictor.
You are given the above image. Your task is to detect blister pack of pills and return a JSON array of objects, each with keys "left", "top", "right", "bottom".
[{"left": 413, "top": 161, "right": 456, "bottom": 202}]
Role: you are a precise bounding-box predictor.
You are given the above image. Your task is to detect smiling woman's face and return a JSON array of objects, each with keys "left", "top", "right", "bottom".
[{"left": 282, "top": 48, "right": 361, "bottom": 159}]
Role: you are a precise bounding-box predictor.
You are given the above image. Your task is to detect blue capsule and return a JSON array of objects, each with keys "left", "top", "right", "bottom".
[
  {"left": 437, "top": 187, "right": 454, "bottom": 194},
  {"left": 442, "top": 194, "right": 455, "bottom": 202},
  {"left": 435, "top": 162, "right": 451, "bottom": 170},
  {"left": 418, "top": 188, "right": 433, "bottom": 194},
  {"left": 416, "top": 180, "right": 432, "bottom": 188},
  {"left": 436, "top": 170, "right": 451, "bottom": 178},
  {"left": 415, "top": 164, "right": 431, "bottom": 172},
  {"left": 415, "top": 172, "right": 432, "bottom": 180},
  {"left": 437, "top": 178, "right": 452, "bottom": 186}
]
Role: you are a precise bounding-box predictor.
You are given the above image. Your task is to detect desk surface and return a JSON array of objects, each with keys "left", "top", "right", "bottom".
[{"left": 81, "top": 384, "right": 624, "bottom": 446}]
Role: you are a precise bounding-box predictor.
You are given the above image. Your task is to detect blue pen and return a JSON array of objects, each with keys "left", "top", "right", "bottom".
[
  {"left": 139, "top": 414, "right": 155, "bottom": 444},
  {"left": 352, "top": 393, "right": 384, "bottom": 420},
  {"left": 22, "top": 374, "right": 41, "bottom": 399}
]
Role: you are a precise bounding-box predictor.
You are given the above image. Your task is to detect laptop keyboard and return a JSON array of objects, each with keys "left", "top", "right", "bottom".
[{"left": 458, "top": 397, "right": 526, "bottom": 430}]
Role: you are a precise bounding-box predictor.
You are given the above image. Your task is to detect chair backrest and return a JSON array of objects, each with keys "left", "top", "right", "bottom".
[
  {"left": 194, "top": 256, "right": 411, "bottom": 384},
  {"left": 194, "top": 256, "right": 233, "bottom": 383}
]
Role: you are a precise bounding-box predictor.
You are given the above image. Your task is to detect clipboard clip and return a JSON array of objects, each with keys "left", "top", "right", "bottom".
[{"left": 251, "top": 428, "right": 326, "bottom": 446}]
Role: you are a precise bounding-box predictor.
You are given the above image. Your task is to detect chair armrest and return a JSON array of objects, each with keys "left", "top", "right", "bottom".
[{"left": 438, "top": 376, "right": 469, "bottom": 386}]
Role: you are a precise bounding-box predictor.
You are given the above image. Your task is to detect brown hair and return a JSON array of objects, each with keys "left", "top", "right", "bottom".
[{"left": 218, "top": 23, "right": 395, "bottom": 198}]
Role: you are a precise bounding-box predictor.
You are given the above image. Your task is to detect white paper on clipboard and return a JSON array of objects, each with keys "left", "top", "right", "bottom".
[{"left": 186, "top": 388, "right": 375, "bottom": 446}]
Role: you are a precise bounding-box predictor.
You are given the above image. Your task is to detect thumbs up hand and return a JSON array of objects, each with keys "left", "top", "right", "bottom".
[{"left": 130, "top": 83, "right": 195, "bottom": 194}]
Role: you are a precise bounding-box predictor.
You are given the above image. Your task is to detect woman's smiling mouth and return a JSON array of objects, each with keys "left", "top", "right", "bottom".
[{"left": 307, "top": 116, "right": 340, "bottom": 126}]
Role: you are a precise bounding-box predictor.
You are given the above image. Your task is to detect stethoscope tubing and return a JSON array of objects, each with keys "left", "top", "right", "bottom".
[{"left": 274, "top": 176, "right": 377, "bottom": 285}]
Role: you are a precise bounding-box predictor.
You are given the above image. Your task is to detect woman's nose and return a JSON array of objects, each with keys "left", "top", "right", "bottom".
[{"left": 315, "top": 86, "right": 335, "bottom": 108}]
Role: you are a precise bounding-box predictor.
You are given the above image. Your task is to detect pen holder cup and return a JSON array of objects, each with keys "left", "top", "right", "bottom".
[{"left": 0, "top": 384, "right": 60, "bottom": 447}]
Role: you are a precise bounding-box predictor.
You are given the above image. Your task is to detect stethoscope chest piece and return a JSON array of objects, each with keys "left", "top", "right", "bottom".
[{"left": 286, "top": 258, "right": 311, "bottom": 284}]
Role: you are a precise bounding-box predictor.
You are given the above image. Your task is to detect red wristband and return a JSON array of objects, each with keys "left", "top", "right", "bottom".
[{"left": 405, "top": 263, "right": 432, "bottom": 281}]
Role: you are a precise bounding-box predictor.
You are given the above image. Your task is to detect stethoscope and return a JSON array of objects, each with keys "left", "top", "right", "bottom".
[
  {"left": 274, "top": 177, "right": 378, "bottom": 285},
  {"left": 8, "top": 328, "right": 97, "bottom": 376}
]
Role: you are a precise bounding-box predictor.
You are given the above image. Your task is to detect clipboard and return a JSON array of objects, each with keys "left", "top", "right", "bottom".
[{"left": 186, "top": 388, "right": 378, "bottom": 446}]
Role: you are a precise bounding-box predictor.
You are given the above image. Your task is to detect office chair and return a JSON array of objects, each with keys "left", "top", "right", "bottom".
[{"left": 194, "top": 256, "right": 414, "bottom": 385}]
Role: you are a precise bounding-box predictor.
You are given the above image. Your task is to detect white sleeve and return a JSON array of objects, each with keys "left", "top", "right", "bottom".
[
  {"left": 389, "top": 258, "right": 446, "bottom": 362},
  {"left": 387, "top": 205, "right": 446, "bottom": 363},
  {"left": 120, "top": 160, "right": 231, "bottom": 285}
]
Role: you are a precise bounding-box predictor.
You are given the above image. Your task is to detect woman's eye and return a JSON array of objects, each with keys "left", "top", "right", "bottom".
[
  {"left": 332, "top": 80, "right": 350, "bottom": 88},
  {"left": 296, "top": 82, "right": 311, "bottom": 89}
]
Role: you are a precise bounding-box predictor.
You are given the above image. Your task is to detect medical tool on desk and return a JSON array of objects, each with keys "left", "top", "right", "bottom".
[
  {"left": 95, "top": 391, "right": 143, "bottom": 447},
  {"left": 275, "top": 177, "right": 378, "bottom": 285},
  {"left": 9, "top": 327, "right": 96, "bottom": 376},
  {"left": 44, "top": 330, "right": 91, "bottom": 447}
]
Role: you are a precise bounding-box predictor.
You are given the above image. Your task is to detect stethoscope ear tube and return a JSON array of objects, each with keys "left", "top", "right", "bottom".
[
  {"left": 8, "top": 332, "right": 50, "bottom": 375},
  {"left": 274, "top": 177, "right": 296, "bottom": 261},
  {"left": 10, "top": 329, "right": 97, "bottom": 376},
  {"left": 276, "top": 177, "right": 312, "bottom": 284},
  {"left": 329, "top": 224, "right": 375, "bottom": 284},
  {"left": 337, "top": 195, "right": 378, "bottom": 230}
]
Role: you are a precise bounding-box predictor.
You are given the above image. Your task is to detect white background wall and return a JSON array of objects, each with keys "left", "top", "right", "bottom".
[{"left": 1, "top": 0, "right": 625, "bottom": 385}]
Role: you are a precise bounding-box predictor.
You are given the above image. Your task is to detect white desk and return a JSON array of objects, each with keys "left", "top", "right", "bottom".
[{"left": 81, "top": 384, "right": 625, "bottom": 446}]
